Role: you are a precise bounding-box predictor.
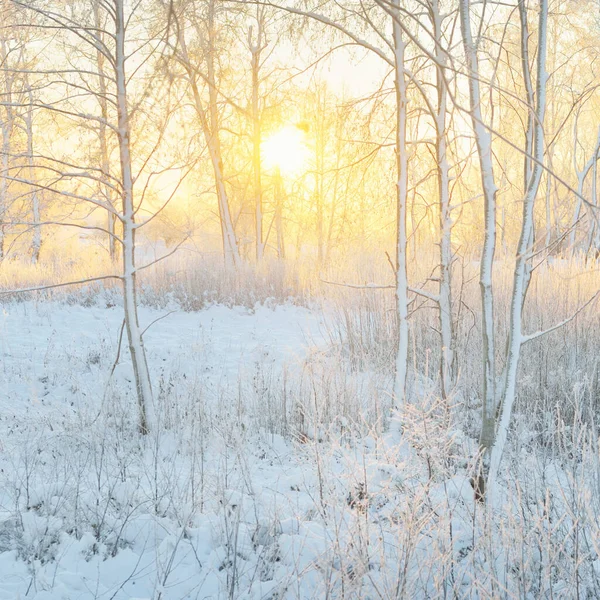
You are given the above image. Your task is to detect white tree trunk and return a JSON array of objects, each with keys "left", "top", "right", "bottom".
[
  {"left": 587, "top": 149, "right": 599, "bottom": 256},
  {"left": 392, "top": 1, "right": 409, "bottom": 412},
  {"left": 315, "top": 91, "right": 325, "bottom": 263},
  {"left": 115, "top": 0, "right": 153, "bottom": 434},
  {"left": 94, "top": 2, "right": 117, "bottom": 262},
  {"left": 432, "top": 0, "right": 454, "bottom": 400},
  {"left": 177, "top": 13, "right": 240, "bottom": 269},
  {"left": 488, "top": 0, "right": 548, "bottom": 499},
  {"left": 249, "top": 24, "right": 264, "bottom": 263},
  {"left": 206, "top": 0, "right": 239, "bottom": 268},
  {"left": 518, "top": 0, "right": 535, "bottom": 312},
  {"left": 459, "top": 0, "right": 498, "bottom": 461},
  {"left": 274, "top": 166, "right": 285, "bottom": 259},
  {"left": 25, "top": 87, "right": 41, "bottom": 263},
  {"left": 0, "top": 38, "right": 13, "bottom": 260},
  {"left": 0, "top": 121, "right": 9, "bottom": 260}
]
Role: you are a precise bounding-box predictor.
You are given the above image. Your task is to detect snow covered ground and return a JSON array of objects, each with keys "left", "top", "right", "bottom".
[
  {"left": 0, "top": 301, "right": 354, "bottom": 599},
  {"left": 0, "top": 301, "right": 597, "bottom": 599},
  {"left": 0, "top": 301, "right": 324, "bottom": 418}
]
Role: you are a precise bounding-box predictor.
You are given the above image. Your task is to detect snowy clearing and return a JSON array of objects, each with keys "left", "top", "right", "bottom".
[{"left": 1, "top": 300, "right": 596, "bottom": 599}]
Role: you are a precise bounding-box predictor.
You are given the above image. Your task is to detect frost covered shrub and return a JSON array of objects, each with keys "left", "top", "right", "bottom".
[{"left": 323, "top": 254, "right": 600, "bottom": 433}]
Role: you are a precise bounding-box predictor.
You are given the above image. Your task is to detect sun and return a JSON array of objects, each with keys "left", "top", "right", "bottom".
[{"left": 262, "top": 125, "right": 309, "bottom": 176}]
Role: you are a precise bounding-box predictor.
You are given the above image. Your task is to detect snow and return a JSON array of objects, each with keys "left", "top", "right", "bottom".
[
  {"left": 0, "top": 300, "right": 595, "bottom": 598},
  {"left": 0, "top": 301, "right": 428, "bottom": 600},
  {"left": 0, "top": 302, "right": 323, "bottom": 417},
  {"left": 0, "top": 301, "right": 332, "bottom": 599}
]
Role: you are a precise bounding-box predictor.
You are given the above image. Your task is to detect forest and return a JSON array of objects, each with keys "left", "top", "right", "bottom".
[{"left": 0, "top": 0, "right": 599, "bottom": 597}]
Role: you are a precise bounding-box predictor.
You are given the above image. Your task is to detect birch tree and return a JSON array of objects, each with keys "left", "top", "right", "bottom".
[
  {"left": 248, "top": 7, "right": 267, "bottom": 263},
  {"left": 93, "top": 1, "right": 118, "bottom": 262},
  {"left": 430, "top": 0, "right": 454, "bottom": 399},
  {"left": 24, "top": 83, "right": 41, "bottom": 262},
  {"left": 458, "top": 0, "right": 499, "bottom": 481},
  {"left": 7, "top": 0, "right": 183, "bottom": 434},
  {"left": 0, "top": 22, "right": 18, "bottom": 259},
  {"left": 164, "top": 0, "right": 241, "bottom": 268},
  {"left": 269, "top": 0, "right": 412, "bottom": 408},
  {"left": 487, "top": 0, "right": 549, "bottom": 498},
  {"left": 458, "top": 0, "right": 551, "bottom": 499},
  {"left": 259, "top": 0, "right": 462, "bottom": 411},
  {"left": 389, "top": 0, "right": 410, "bottom": 410}
]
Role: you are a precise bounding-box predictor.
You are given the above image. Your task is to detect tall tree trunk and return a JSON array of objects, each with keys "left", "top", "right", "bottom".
[
  {"left": 315, "top": 91, "right": 325, "bottom": 263},
  {"left": 0, "top": 38, "right": 13, "bottom": 260},
  {"left": 177, "top": 12, "right": 239, "bottom": 268},
  {"left": 392, "top": 0, "right": 409, "bottom": 412},
  {"left": 586, "top": 147, "right": 599, "bottom": 256},
  {"left": 0, "top": 120, "right": 9, "bottom": 260},
  {"left": 495, "top": 0, "right": 538, "bottom": 408},
  {"left": 94, "top": 2, "right": 117, "bottom": 262},
  {"left": 206, "top": 0, "right": 239, "bottom": 268},
  {"left": 459, "top": 0, "right": 498, "bottom": 468},
  {"left": 518, "top": 0, "right": 535, "bottom": 312},
  {"left": 274, "top": 166, "right": 285, "bottom": 259},
  {"left": 249, "top": 24, "right": 264, "bottom": 263},
  {"left": 25, "top": 86, "right": 41, "bottom": 263},
  {"left": 115, "top": 0, "right": 152, "bottom": 434},
  {"left": 432, "top": 0, "right": 454, "bottom": 400},
  {"left": 488, "top": 0, "right": 548, "bottom": 497}
]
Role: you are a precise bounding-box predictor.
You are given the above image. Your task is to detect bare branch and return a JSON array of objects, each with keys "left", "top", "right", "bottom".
[
  {"left": 521, "top": 290, "right": 600, "bottom": 345},
  {"left": 0, "top": 275, "right": 122, "bottom": 296}
]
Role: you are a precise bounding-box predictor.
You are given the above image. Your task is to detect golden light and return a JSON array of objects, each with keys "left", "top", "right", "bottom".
[{"left": 262, "top": 125, "right": 309, "bottom": 176}]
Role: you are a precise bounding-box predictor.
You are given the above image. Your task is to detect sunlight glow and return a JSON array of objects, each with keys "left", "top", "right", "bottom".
[{"left": 262, "top": 126, "right": 309, "bottom": 176}]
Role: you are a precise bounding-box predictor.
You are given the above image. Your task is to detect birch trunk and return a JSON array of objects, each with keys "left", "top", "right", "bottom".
[
  {"left": 495, "top": 0, "right": 537, "bottom": 409},
  {"left": 488, "top": 0, "right": 548, "bottom": 498},
  {"left": 94, "top": 2, "right": 117, "bottom": 262},
  {"left": 25, "top": 86, "right": 41, "bottom": 263},
  {"left": 315, "top": 92, "right": 325, "bottom": 263},
  {"left": 0, "top": 120, "right": 9, "bottom": 260},
  {"left": 206, "top": 0, "right": 239, "bottom": 268},
  {"left": 545, "top": 165, "right": 552, "bottom": 248},
  {"left": 177, "top": 12, "right": 239, "bottom": 268},
  {"left": 249, "top": 25, "right": 264, "bottom": 263},
  {"left": 0, "top": 38, "right": 13, "bottom": 260},
  {"left": 432, "top": 0, "right": 454, "bottom": 400},
  {"left": 587, "top": 149, "right": 599, "bottom": 257},
  {"left": 115, "top": 0, "right": 152, "bottom": 434},
  {"left": 392, "top": 0, "right": 409, "bottom": 411},
  {"left": 275, "top": 166, "right": 285, "bottom": 259},
  {"left": 518, "top": 0, "right": 535, "bottom": 311},
  {"left": 459, "top": 0, "right": 498, "bottom": 460}
]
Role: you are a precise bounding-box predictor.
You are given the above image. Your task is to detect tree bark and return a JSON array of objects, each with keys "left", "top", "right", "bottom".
[
  {"left": 459, "top": 0, "right": 498, "bottom": 465},
  {"left": 249, "top": 23, "right": 264, "bottom": 263},
  {"left": 0, "top": 38, "right": 14, "bottom": 260},
  {"left": 392, "top": 0, "right": 409, "bottom": 413},
  {"left": 432, "top": 0, "right": 454, "bottom": 400},
  {"left": 176, "top": 6, "right": 240, "bottom": 268},
  {"left": 25, "top": 85, "right": 41, "bottom": 263},
  {"left": 94, "top": 2, "right": 117, "bottom": 262},
  {"left": 206, "top": 0, "right": 239, "bottom": 268},
  {"left": 115, "top": 0, "right": 152, "bottom": 434},
  {"left": 489, "top": 0, "right": 548, "bottom": 498}
]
